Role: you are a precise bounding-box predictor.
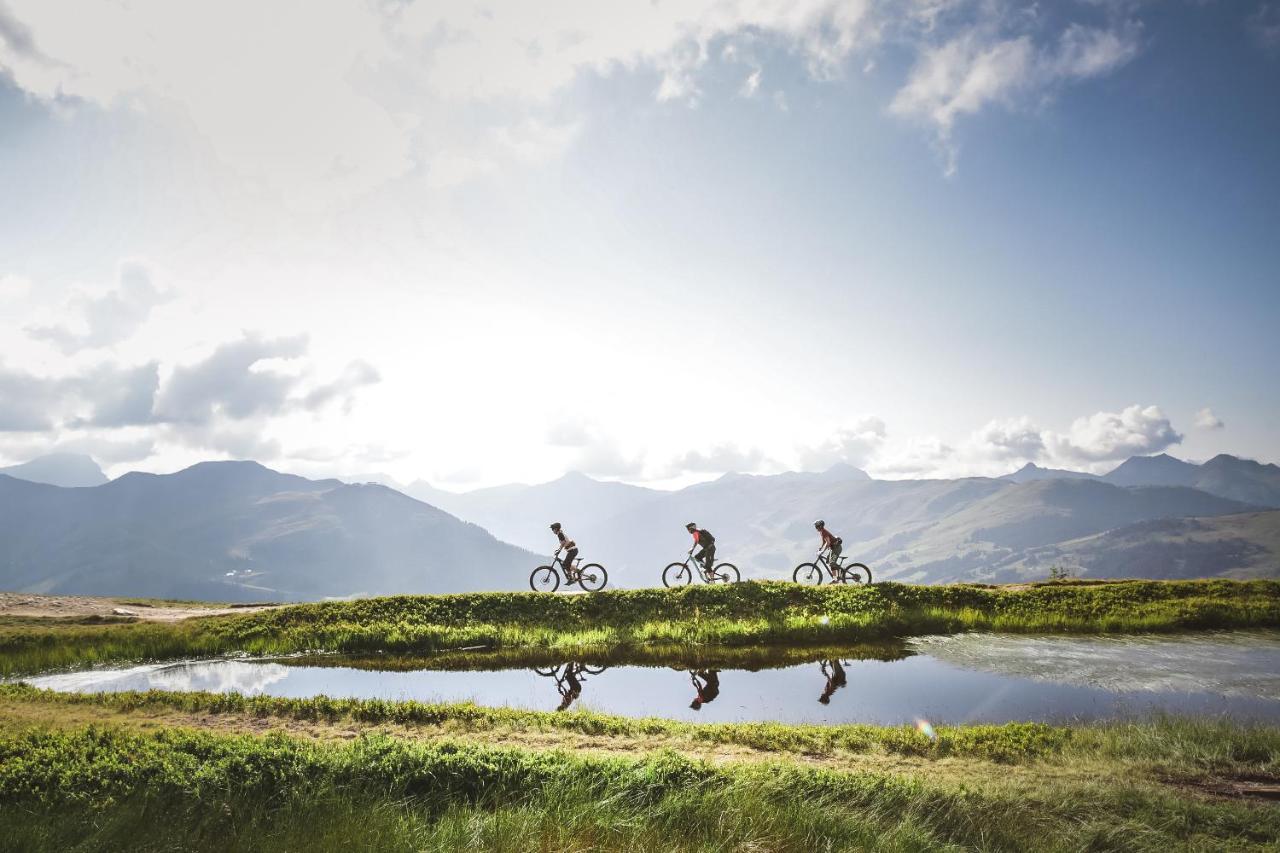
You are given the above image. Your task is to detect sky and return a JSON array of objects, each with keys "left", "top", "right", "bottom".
[{"left": 0, "top": 0, "right": 1277, "bottom": 489}]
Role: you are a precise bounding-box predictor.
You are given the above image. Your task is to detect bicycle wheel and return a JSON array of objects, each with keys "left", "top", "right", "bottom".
[
  {"left": 530, "top": 565, "right": 560, "bottom": 592},
  {"left": 533, "top": 666, "right": 559, "bottom": 676},
  {"left": 839, "top": 563, "right": 873, "bottom": 585},
  {"left": 709, "top": 563, "right": 740, "bottom": 583},
  {"left": 662, "top": 562, "right": 693, "bottom": 588},
  {"left": 581, "top": 664, "right": 608, "bottom": 675},
  {"left": 576, "top": 563, "right": 608, "bottom": 592},
  {"left": 792, "top": 563, "right": 824, "bottom": 585}
]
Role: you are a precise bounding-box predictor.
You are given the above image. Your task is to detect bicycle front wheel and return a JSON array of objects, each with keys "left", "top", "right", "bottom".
[
  {"left": 662, "top": 562, "right": 692, "bottom": 588},
  {"left": 576, "top": 563, "right": 608, "bottom": 592},
  {"left": 839, "top": 563, "right": 873, "bottom": 585},
  {"left": 709, "top": 563, "right": 740, "bottom": 583},
  {"left": 532, "top": 666, "right": 559, "bottom": 676},
  {"left": 792, "top": 563, "right": 824, "bottom": 585},
  {"left": 530, "top": 566, "right": 560, "bottom": 592}
]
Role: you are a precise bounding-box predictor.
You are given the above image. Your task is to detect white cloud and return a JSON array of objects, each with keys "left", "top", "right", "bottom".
[
  {"left": 1046, "top": 404, "right": 1182, "bottom": 464},
  {"left": 890, "top": 18, "right": 1140, "bottom": 173},
  {"left": 798, "top": 416, "right": 887, "bottom": 471},
  {"left": 1195, "top": 407, "right": 1225, "bottom": 430},
  {"left": 670, "top": 443, "right": 769, "bottom": 475},
  {"left": 25, "top": 261, "right": 170, "bottom": 353},
  {"left": 970, "top": 416, "right": 1046, "bottom": 461}
]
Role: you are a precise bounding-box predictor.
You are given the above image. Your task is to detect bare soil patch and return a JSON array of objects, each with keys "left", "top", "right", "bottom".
[{"left": 0, "top": 592, "right": 279, "bottom": 623}]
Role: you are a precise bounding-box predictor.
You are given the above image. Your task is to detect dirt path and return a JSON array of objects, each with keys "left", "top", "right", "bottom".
[{"left": 0, "top": 592, "right": 281, "bottom": 622}]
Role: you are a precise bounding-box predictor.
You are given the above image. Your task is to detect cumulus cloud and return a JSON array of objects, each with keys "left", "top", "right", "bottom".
[
  {"left": 0, "top": 361, "right": 159, "bottom": 433},
  {"left": 1047, "top": 404, "right": 1182, "bottom": 464},
  {"left": 153, "top": 334, "right": 309, "bottom": 425},
  {"left": 1195, "top": 407, "right": 1225, "bottom": 430},
  {"left": 798, "top": 416, "right": 887, "bottom": 471},
  {"left": 970, "top": 416, "right": 1046, "bottom": 461},
  {"left": 26, "top": 262, "right": 171, "bottom": 353}
]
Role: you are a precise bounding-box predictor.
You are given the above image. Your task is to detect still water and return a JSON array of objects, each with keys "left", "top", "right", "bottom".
[{"left": 25, "top": 632, "right": 1280, "bottom": 725}]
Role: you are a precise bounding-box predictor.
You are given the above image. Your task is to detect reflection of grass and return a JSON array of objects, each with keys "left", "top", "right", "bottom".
[
  {"left": 3, "top": 580, "right": 1277, "bottom": 676},
  {"left": 0, "top": 714, "right": 1276, "bottom": 852},
  {"left": 282, "top": 640, "right": 912, "bottom": 672}
]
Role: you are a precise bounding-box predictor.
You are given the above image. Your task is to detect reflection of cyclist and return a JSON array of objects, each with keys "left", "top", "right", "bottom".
[
  {"left": 818, "top": 659, "right": 847, "bottom": 705},
  {"left": 550, "top": 522, "right": 578, "bottom": 579},
  {"left": 815, "top": 519, "right": 842, "bottom": 575},
  {"left": 689, "top": 670, "right": 720, "bottom": 711},
  {"left": 685, "top": 523, "right": 716, "bottom": 574},
  {"left": 556, "top": 663, "right": 583, "bottom": 711}
]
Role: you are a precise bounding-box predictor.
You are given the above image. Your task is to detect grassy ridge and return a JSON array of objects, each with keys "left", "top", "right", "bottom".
[
  {"left": 3, "top": 579, "right": 1277, "bottom": 676},
  {"left": 0, "top": 722, "right": 1276, "bottom": 852}
]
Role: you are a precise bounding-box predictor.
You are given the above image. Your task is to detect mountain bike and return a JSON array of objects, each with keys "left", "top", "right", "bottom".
[
  {"left": 530, "top": 550, "right": 608, "bottom": 592},
  {"left": 792, "top": 551, "right": 872, "bottom": 585},
  {"left": 662, "top": 550, "right": 740, "bottom": 587}
]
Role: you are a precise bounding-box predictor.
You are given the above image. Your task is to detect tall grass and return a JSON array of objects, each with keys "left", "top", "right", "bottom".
[
  {"left": 0, "top": 724, "right": 1275, "bottom": 852},
  {"left": 2, "top": 579, "right": 1276, "bottom": 676}
]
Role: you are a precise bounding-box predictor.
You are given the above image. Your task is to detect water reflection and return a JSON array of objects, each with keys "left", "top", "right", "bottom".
[
  {"left": 22, "top": 632, "right": 1280, "bottom": 725},
  {"left": 532, "top": 663, "right": 609, "bottom": 711},
  {"left": 689, "top": 670, "right": 720, "bottom": 711},
  {"left": 818, "top": 660, "right": 848, "bottom": 706}
]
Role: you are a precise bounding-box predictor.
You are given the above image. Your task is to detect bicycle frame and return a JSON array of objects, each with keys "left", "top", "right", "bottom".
[{"left": 681, "top": 552, "right": 721, "bottom": 581}]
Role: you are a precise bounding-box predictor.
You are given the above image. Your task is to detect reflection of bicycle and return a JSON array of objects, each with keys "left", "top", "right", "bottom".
[
  {"left": 662, "top": 551, "right": 740, "bottom": 587},
  {"left": 532, "top": 662, "right": 608, "bottom": 711},
  {"left": 530, "top": 551, "right": 608, "bottom": 592},
  {"left": 792, "top": 551, "right": 872, "bottom": 585}
]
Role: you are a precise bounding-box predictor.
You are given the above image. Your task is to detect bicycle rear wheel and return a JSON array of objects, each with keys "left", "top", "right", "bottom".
[
  {"left": 662, "top": 562, "right": 692, "bottom": 587},
  {"left": 792, "top": 563, "right": 824, "bottom": 585},
  {"left": 839, "top": 563, "right": 873, "bottom": 585},
  {"left": 581, "top": 664, "right": 608, "bottom": 675},
  {"left": 530, "top": 566, "right": 560, "bottom": 592},
  {"left": 576, "top": 563, "right": 608, "bottom": 592},
  {"left": 709, "top": 563, "right": 740, "bottom": 583}
]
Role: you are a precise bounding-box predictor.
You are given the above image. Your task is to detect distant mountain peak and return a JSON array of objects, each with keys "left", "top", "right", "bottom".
[
  {"left": 0, "top": 453, "right": 108, "bottom": 488},
  {"left": 1001, "top": 462, "right": 1097, "bottom": 483},
  {"left": 819, "top": 462, "right": 872, "bottom": 481}
]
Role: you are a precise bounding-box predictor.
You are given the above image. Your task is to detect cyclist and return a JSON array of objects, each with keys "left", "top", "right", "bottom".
[
  {"left": 550, "top": 522, "right": 578, "bottom": 580},
  {"left": 689, "top": 670, "right": 720, "bottom": 711},
  {"left": 814, "top": 519, "right": 842, "bottom": 578},
  {"left": 818, "top": 659, "right": 847, "bottom": 706},
  {"left": 685, "top": 522, "right": 716, "bottom": 575},
  {"left": 556, "top": 663, "right": 583, "bottom": 712}
]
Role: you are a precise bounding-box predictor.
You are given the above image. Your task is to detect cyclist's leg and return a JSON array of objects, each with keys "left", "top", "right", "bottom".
[
  {"left": 564, "top": 548, "right": 579, "bottom": 578},
  {"left": 703, "top": 545, "right": 716, "bottom": 573}
]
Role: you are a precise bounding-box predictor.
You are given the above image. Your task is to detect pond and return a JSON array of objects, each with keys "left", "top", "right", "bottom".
[{"left": 24, "top": 631, "right": 1280, "bottom": 725}]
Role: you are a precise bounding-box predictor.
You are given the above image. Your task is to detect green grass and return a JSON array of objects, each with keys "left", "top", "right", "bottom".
[
  {"left": 2, "top": 579, "right": 1277, "bottom": 676},
  {"left": 0, "top": 722, "right": 1275, "bottom": 852}
]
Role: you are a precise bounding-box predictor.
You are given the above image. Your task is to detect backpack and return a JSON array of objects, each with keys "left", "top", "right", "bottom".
[{"left": 698, "top": 529, "right": 716, "bottom": 545}]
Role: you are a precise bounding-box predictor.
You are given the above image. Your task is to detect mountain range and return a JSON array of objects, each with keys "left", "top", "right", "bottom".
[
  {"left": 0, "top": 461, "right": 532, "bottom": 601},
  {"left": 1, "top": 451, "right": 1277, "bottom": 599}
]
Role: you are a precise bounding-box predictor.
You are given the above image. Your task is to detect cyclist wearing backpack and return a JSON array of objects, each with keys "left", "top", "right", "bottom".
[
  {"left": 550, "top": 522, "right": 578, "bottom": 579},
  {"left": 685, "top": 522, "right": 716, "bottom": 574},
  {"left": 815, "top": 519, "right": 842, "bottom": 576}
]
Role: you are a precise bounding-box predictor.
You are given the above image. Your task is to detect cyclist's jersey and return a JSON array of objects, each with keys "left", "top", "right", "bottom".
[
  {"left": 692, "top": 528, "right": 715, "bottom": 546},
  {"left": 819, "top": 528, "right": 839, "bottom": 547},
  {"left": 556, "top": 529, "right": 577, "bottom": 550}
]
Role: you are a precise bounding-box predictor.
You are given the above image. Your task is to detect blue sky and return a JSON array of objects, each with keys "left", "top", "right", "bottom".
[{"left": 0, "top": 0, "right": 1276, "bottom": 486}]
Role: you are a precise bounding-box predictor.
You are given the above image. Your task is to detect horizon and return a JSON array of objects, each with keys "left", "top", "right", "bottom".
[
  {"left": 3, "top": 447, "right": 1274, "bottom": 496},
  {"left": 2, "top": 1, "right": 1278, "bottom": 490}
]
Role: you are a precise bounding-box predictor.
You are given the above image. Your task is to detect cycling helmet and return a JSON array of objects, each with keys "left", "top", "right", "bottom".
[
  {"left": 549, "top": 522, "right": 561, "bottom": 531},
  {"left": 685, "top": 522, "right": 697, "bottom": 531},
  {"left": 814, "top": 519, "right": 825, "bottom": 529}
]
